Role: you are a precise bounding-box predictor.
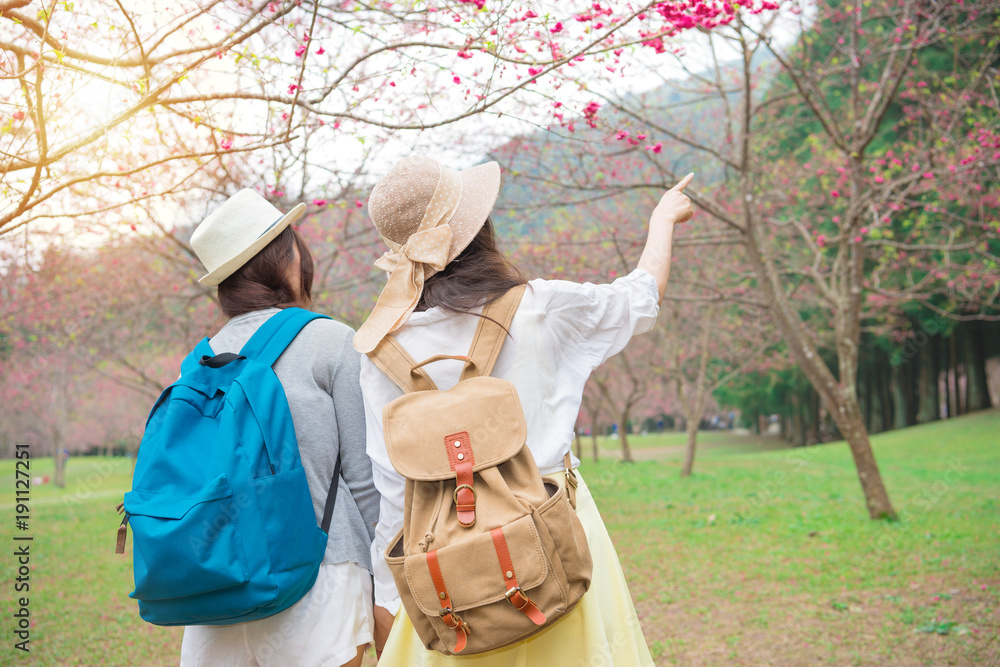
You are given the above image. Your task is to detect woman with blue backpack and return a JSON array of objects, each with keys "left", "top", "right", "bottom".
[
  {"left": 123, "top": 189, "right": 380, "bottom": 667},
  {"left": 354, "top": 156, "right": 693, "bottom": 665}
]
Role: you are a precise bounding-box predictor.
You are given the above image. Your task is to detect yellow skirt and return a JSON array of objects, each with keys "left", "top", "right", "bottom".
[{"left": 379, "top": 471, "right": 655, "bottom": 666}]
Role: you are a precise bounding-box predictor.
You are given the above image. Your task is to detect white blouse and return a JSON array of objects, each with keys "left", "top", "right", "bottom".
[{"left": 360, "top": 268, "right": 660, "bottom": 612}]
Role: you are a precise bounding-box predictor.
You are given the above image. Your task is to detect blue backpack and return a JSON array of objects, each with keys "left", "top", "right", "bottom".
[{"left": 116, "top": 308, "right": 339, "bottom": 626}]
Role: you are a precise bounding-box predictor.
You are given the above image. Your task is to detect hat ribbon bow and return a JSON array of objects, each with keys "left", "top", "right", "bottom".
[{"left": 374, "top": 224, "right": 453, "bottom": 274}]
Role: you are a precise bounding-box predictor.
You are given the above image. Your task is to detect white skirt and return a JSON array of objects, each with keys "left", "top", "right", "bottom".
[{"left": 179, "top": 561, "right": 374, "bottom": 667}]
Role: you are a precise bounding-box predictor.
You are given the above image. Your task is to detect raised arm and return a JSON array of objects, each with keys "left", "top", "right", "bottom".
[{"left": 636, "top": 173, "right": 695, "bottom": 300}]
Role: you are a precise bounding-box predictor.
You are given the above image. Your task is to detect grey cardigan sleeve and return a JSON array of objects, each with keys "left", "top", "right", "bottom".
[{"left": 332, "top": 333, "right": 380, "bottom": 540}]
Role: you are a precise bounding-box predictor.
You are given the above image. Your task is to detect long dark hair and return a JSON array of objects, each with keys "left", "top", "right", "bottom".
[
  {"left": 416, "top": 217, "right": 527, "bottom": 314},
  {"left": 218, "top": 225, "right": 314, "bottom": 318}
]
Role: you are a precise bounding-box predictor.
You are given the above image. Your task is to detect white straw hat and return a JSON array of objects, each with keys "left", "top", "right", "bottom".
[{"left": 190, "top": 189, "right": 306, "bottom": 286}]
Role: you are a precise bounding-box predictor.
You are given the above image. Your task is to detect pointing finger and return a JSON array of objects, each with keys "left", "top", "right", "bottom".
[{"left": 669, "top": 172, "right": 694, "bottom": 192}]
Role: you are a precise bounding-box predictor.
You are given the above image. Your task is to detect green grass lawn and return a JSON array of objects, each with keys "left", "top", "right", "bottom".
[
  {"left": 1, "top": 410, "right": 997, "bottom": 666},
  {"left": 583, "top": 428, "right": 789, "bottom": 458}
]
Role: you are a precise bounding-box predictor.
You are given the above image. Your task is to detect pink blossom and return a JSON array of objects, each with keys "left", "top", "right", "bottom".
[
  {"left": 312, "top": 199, "right": 327, "bottom": 206},
  {"left": 316, "top": 47, "right": 326, "bottom": 55},
  {"left": 220, "top": 137, "right": 233, "bottom": 150},
  {"left": 453, "top": 75, "right": 461, "bottom": 84},
  {"left": 295, "top": 45, "right": 307, "bottom": 57},
  {"left": 288, "top": 84, "right": 299, "bottom": 94},
  {"left": 528, "top": 67, "right": 543, "bottom": 76},
  {"left": 552, "top": 22, "right": 563, "bottom": 33},
  {"left": 583, "top": 101, "right": 600, "bottom": 128},
  {"left": 355, "top": 200, "right": 364, "bottom": 208},
  {"left": 816, "top": 234, "right": 826, "bottom": 247},
  {"left": 874, "top": 176, "right": 884, "bottom": 183},
  {"left": 830, "top": 190, "right": 840, "bottom": 198},
  {"left": 923, "top": 172, "right": 934, "bottom": 179}
]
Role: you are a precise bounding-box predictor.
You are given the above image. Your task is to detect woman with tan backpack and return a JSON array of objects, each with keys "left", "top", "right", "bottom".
[{"left": 356, "top": 156, "right": 693, "bottom": 665}]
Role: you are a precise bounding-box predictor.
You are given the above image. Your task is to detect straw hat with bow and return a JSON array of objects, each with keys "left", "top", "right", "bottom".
[{"left": 353, "top": 155, "right": 502, "bottom": 354}]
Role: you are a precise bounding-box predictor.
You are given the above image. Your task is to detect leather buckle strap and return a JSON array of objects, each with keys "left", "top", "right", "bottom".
[
  {"left": 564, "top": 452, "right": 578, "bottom": 509},
  {"left": 439, "top": 607, "right": 470, "bottom": 633},
  {"left": 446, "top": 432, "right": 476, "bottom": 527},
  {"left": 427, "top": 551, "right": 470, "bottom": 652},
  {"left": 453, "top": 484, "right": 476, "bottom": 504},
  {"left": 490, "top": 527, "right": 547, "bottom": 626}
]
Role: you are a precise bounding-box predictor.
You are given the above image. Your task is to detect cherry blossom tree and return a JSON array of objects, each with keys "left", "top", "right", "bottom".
[
  {"left": 526, "top": 0, "right": 1000, "bottom": 518},
  {"left": 1, "top": 0, "right": 779, "bottom": 241}
]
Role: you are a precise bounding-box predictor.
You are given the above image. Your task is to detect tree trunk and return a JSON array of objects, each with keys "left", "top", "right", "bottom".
[
  {"left": 831, "top": 394, "right": 897, "bottom": 519},
  {"left": 890, "top": 363, "right": 909, "bottom": 430},
  {"left": 986, "top": 357, "right": 1000, "bottom": 408},
  {"left": 52, "top": 430, "right": 66, "bottom": 489},
  {"left": 859, "top": 358, "right": 873, "bottom": 433},
  {"left": 790, "top": 392, "right": 805, "bottom": 446},
  {"left": 619, "top": 408, "right": 633, "bottom": 463},
  {"left": 574, "top": 428, "right": 582, "bottom": 460},
  {"left": 880, "top": 357, "right": 893, "bottom": 433},
  {"left": 965, "top": 323, "right": 991, "bottom": 412},
  {"left": 917, "top": 335, "right": 940, "bottom": 423},
  {"left": 947, "top": 335, "right": 959, "bottom": 418},
  {"left": 681, "top": 417, "right": 699, "bottom": 477},
  {"left": 589, "top": 416, "right": 600, "bottom": 463},
  {"left": 806, "top": 389, "right": 820, "bottom": 445}
]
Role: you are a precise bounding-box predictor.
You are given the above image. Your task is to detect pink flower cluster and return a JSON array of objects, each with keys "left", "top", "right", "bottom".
[{"left": 583, "top": 101, "right": 600, "bottom": 129}]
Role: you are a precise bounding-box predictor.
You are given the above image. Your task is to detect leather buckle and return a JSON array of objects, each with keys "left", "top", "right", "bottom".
[
  {"left": 453, "top": 484, "right": 476, "bottom": 504},
  {"left": 439, "top": 607, "right": 470, "bottom": 633}
]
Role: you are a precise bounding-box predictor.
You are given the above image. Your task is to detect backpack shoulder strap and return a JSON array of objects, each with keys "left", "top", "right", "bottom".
[
  {"left": 367, "top": 335, "right": 438, "bottom": 394},
  {"left": 239, "top": 308, "right": 331, "bottom": 367},
  {"left": 461, "top": 284, "right": 527, "bottom": 380}
]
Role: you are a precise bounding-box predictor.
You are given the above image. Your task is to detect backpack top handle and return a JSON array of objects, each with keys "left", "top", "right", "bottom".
[{"left": 409, "top": 355, "right": 476, "bottom": 375}]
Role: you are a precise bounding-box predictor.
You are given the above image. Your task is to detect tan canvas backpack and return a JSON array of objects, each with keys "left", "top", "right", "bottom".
[{"left": 368, "top": 285, "right": 593, "bottom": 655}]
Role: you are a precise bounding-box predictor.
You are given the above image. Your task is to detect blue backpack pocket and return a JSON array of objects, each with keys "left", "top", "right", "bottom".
[{"left": 126, "top": 474, "right": 250, "bottom": 601}]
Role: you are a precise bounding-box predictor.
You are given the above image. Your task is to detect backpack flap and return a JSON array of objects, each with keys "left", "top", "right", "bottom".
[{"left": 382, "top": 376, "right": 527, "bottom": 481}]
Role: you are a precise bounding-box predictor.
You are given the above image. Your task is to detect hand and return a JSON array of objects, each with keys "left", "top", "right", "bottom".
[
  {"left": 637, "top": 173, "right": 694, "bottom": 300},
  {"left": 650, "top": 173, "right": 695, "bottom": 227},
  {"left": 373, "top": 605, "right": 395, "bottom": 659}
]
